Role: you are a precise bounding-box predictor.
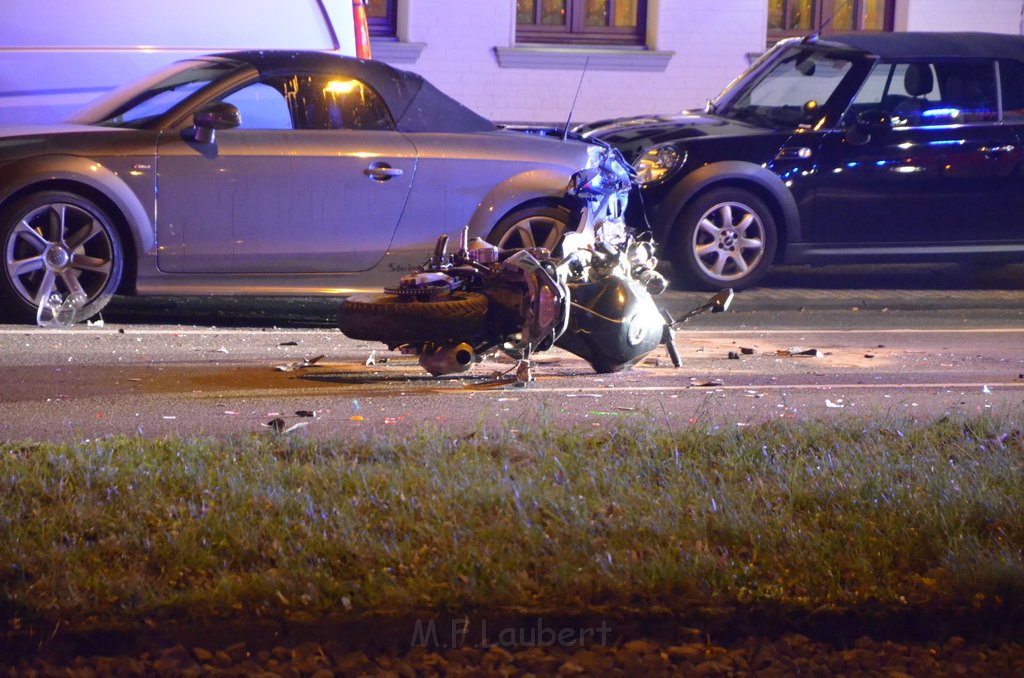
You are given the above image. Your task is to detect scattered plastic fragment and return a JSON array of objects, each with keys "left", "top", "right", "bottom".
[
  {"left": 566, "top": 393, "right": 602, "bottom": 398},
  {"left": 778, "top": 347, "right": 822, "bottom": 357},
  {"left": 691, "top": 379, "right": 724, "bottom": 387},
  {"left": 350, "top": 415, "right": 365, "bottom": 421},
  {"left": 263, "top": 417, "right": 309, "bottom": 433},
  {"left": 825, "top": 399, "right": 845, "bottom": 408},
  {"left": 365, "top": 350, "right": 376, "bottom": 366},
  {"left": 265, "top": 417, "right": 287, "bottom": 431},
  {"left": 295, "top": 410, "right": 318, "bottom": 418},
  {"left": 274, "top": 355, "right": 326, "bottom": 371},
  {"left": 728, "top": 351, "right": 740, "bottom": 360},
  {"left": 36, "top": 290, "right": 87, "bottom": 328},
  {"left": 982, "top": 385, "right": 992, "bottom": 394},
  {"left": 278, "top": 341, "right": 299, "bottom": 346},
  {"left": 740, "top": 347, "right": 755, "bottom": 355}
]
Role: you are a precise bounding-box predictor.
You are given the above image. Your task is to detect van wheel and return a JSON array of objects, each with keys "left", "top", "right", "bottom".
[
  {"left": 672, "top": 188, "right": 776, "bottom": 290},
  {"left": 0, "top": 191, "right": 123, "bottom": 324}
]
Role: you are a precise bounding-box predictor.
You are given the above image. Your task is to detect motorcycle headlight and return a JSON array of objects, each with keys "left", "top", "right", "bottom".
[{"left": 633, "top": 143, "right": 686, "bottom": 184}]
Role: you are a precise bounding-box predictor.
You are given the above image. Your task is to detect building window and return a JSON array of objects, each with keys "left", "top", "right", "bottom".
[
  {"left": 516, "top": 0, "right": 647, "bottom": 46},
  {"left": 768, "top": 0, "right": 893, "bottom": 40},
  {"left": 366, "top": 0, "right": 396, "bottom": 38}
]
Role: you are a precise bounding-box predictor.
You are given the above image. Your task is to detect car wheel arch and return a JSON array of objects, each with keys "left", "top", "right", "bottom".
[
  {"left": 655, "top": 161, "right": 800, "bottom": 263},
  {"left": 466, "top": 167, "right": 576, "bottom": 237},
  {"left": 0, "top": 155, "right": 153, "bottom": 258}
]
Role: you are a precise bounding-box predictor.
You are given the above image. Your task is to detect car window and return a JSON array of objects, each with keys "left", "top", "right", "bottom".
[
  {"left": 269, "top": 73, "right": 394, "bottom": 131},
  {"left": 720, "top": 50, "right": 854, "bottom": 129},
  {"left": 847, "top": 60, "right": 998, "bottom": 127},
  {"left": 998, "top": 60, "right": 1024, "bottom": 122},
  {"left": 77, "top": 60, "right": 237, "bottom": 127},
  {"left": 221, "top": 82, "right": 293, "bottom": 130}
]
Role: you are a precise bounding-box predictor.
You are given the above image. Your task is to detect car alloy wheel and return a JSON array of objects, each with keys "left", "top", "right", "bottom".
[
  {"left": 490, "top": 204, "right": 570, "bottom": 256},
  {"left": 674, "top": 187, "right": 777, "bottom": 290},
  {"left": 1, "top": 192, "right": 123, "bottom": 323}
]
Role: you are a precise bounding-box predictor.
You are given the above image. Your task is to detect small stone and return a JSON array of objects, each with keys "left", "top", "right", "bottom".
[
  {"left": 623, "top": 639, "right": 660, "bottom": 654},
  {"left": 192, "top": 647, "right": 213, "bottom": 663},
  {"left": 557, "top": 659, "right": 586, "bottom": 675}
]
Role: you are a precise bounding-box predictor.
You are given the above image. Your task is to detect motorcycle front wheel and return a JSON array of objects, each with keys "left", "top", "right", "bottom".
[{"left": 338, "top": 292, "right": 490, "bottom": 344}]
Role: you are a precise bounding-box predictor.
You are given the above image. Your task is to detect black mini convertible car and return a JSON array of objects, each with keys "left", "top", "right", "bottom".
[{"left": 581, "top": 32, "right": 1024, "bottom": 289}]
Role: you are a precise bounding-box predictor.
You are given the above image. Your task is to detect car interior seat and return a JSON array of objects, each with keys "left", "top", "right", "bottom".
[{"left": 893, "top": 63, "right": 934, "bottom": 125}]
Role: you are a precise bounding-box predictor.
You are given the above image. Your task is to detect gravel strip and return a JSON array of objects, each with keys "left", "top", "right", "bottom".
[{"left": 4, "top": 630, "right": 1024, "bottom": 676}]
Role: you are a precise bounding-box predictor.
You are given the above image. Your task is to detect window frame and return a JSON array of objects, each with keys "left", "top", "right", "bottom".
[
  {"left": 516, "top": 0, "right": 647, "bottom": 47},
  {"left": 769, "top": 0, "right": 894, "bottom": 42},
  {"left": 365, "top": 0, "right": 397, "bottom": 39}
]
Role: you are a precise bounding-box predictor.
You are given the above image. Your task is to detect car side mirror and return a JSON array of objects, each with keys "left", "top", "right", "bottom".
[
  {"left": 189, "top": 102, "right": 241, "bottom": 144},
  {"left": 847, "top": 109, "right": 892, "bottom": 146}
]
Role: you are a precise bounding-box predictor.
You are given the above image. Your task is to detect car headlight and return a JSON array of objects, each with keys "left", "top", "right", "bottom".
[{"left": 633, "top": 143, "right": 686, "bottom": 184}]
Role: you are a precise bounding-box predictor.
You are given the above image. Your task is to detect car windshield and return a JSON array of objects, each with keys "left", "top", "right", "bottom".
[
  {"left": 69, "top": 59, "right": 240, "bottom": 128},
  {"left": 715, "top": 45, "right": 856, "bottom": 129}
]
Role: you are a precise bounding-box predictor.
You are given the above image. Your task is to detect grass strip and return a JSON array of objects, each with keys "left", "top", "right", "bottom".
[{"left": 1, "top": 413, "right": 1023, "bottom": 629}]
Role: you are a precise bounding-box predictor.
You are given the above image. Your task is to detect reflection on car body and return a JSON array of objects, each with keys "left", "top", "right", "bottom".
[
  {"left": 579, "top": 32, "right": 1024, "bottom": 290},
  {"left": 0, "top": 51, "right": 595, "bottom": 323}
]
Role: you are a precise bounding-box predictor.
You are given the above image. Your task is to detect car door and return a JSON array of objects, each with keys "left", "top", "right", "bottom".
[
  {"left": 809, "top": 59, "right": 1021, "bottom": 247},
  {"left": 155, "top": 72, "right": 416, "bottom": 274}
]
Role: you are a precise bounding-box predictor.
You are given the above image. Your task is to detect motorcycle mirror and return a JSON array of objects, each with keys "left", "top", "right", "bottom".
[{"left": 709, "top": 288, "right": 734, "bottom": 313}]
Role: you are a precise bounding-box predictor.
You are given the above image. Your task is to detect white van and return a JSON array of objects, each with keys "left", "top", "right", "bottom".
[{"left": 0, "top": 0, "right": 367, "bottom": 125}]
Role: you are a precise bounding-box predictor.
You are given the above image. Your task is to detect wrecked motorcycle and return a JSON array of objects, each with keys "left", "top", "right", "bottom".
[{"left": 337, "top": 144, "right": 732, "bottom": 379}]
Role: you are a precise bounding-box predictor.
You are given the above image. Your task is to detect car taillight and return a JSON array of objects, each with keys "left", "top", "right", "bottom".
[{"left": 353, "top": 0, "right": 372, "bottom": 59}]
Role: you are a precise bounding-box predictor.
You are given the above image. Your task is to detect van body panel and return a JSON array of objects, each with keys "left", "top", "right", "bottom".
[{"left": 0, "top": 0, "right": 356, "bottom": 124}]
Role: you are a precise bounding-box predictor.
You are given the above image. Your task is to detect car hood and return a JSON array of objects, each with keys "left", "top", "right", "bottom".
[
  {"left": 579, "top": 110, "right": 770, "bottom": 149},
  {"left": 0, "top": 124, "right": 140, "bottom": 160},
  {"left": 0, "top": 123, "right": 122, "bottom": 139}
]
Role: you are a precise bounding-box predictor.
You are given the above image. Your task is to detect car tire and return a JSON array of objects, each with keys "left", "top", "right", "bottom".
[
  {"left": 0, "top": 191, "right": 124, "bottom": 324},
  {"left": 672, "top": 187, "right": 777, "bottom": 291},
  {"left": 488, "top": 203, "right": 571, "bottom": 255},
  {"left": 338, "top": 292, "right": 490, "bottom": 344}
]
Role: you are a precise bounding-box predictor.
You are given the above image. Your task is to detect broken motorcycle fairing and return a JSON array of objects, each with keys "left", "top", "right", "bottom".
[{"left": 337, "top": 143, "right": 726, "bottom": 378}]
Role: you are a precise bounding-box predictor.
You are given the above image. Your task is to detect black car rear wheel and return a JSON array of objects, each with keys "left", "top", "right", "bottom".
[
  {"left": 672, "top": 187, "right": 777, "bottom": 290},
  {"left": 0, "top": 191, "right": 123, "bottom": 324}
]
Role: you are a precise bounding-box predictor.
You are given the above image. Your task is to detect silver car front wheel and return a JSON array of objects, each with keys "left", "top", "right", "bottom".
[{"left": 1, "top": 191, "right": 123, "bottom": 324}]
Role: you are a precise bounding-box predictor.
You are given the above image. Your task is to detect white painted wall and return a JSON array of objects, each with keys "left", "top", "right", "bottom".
[
  {"left": 899, "top": 0, "right": 1023, "bottom": 33},
  {"left": 387, "top": 0, "right": 766, "bottom": 123},
  {"left": 377, "top": 0, "right": 1024, "bottom": 124}
]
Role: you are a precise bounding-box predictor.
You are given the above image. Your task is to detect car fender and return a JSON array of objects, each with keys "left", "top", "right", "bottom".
[
  {"left": 467, "top": 167, "right": 572, "bottom": 236},
  {"left": 651, "top": 160, "right": 801, "bottom": 246},
  {"left": 0, "top": 154, "right": 154, "bottom": 254}
]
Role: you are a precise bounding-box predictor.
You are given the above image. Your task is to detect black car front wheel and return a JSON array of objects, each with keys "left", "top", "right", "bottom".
[
  {"left": 0, "top": 191, "right": 124, "bottom": 324},
  {"left": 672, "top": 187, "right": 777, "bottom": 290}
]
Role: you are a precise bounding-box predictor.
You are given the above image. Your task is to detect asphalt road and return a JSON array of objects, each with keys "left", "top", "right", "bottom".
[{"left": 1, "top": 263, "right": 1022, "bottom": 442}]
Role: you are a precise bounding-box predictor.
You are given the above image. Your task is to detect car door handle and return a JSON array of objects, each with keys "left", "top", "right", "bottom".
[
  {"left": 364, "top": 162, "right": 403, "bottom": 181},
  {"left": 983, "top": 144, "right": 1016, "bottom": 159}
]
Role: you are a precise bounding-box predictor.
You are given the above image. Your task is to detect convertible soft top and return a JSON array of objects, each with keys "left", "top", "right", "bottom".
[
  {"left": 823, "top": 31, "right": 1024, "bottom": 62},
  {"left": 214, "top": 50, "right": 496, "bottom": 134}
]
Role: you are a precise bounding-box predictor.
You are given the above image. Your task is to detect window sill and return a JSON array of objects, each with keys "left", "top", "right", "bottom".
[
  {"left": 369, "top": 39, "right": 426, "bottom": 64},
  {"left": 494, "top": 45, "right": 674, "bottom": 71}
]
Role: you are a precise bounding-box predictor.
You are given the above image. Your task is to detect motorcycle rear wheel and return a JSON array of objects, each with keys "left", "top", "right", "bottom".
[{"left": 338, "top": 292, "right": 490, "bottom": 344}]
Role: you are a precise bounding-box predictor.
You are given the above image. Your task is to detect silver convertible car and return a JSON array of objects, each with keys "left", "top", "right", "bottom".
[{"left": 0, "top": 51, "right": 594, "bottom": 323}]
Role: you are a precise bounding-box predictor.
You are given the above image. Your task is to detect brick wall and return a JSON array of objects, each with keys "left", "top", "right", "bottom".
[{"left": 378, "top": 0, "right": 1023, "bottom": 125}]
